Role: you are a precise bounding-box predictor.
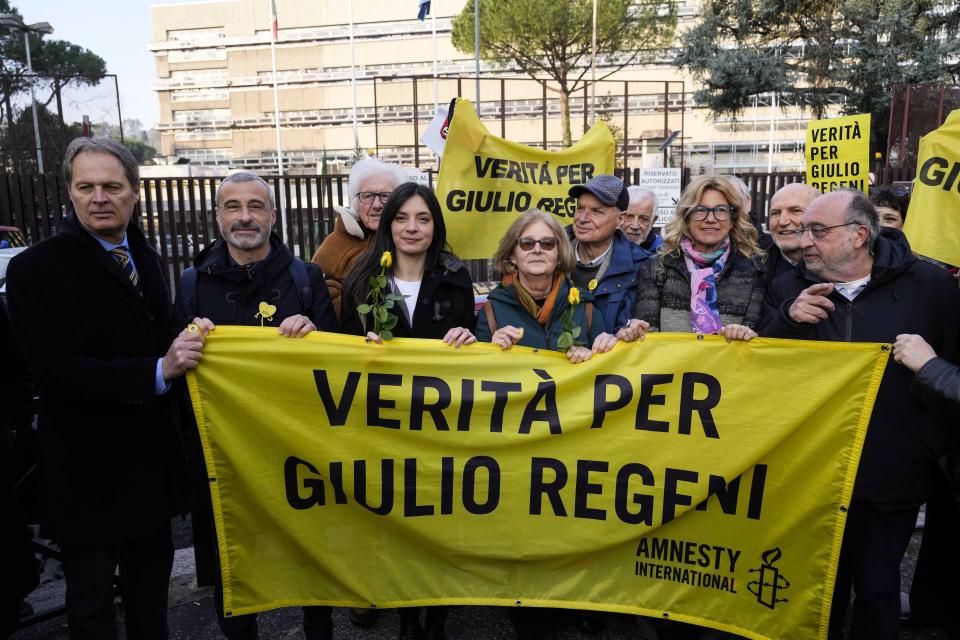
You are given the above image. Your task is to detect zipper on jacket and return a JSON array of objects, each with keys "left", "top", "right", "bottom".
[{"left": 845, "top": 301, "right": 853, "bottom": 342}]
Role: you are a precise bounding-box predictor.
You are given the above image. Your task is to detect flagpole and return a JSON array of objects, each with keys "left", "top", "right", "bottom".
[
  {"left": 269, "top": 1, "right": 283, "bottom": 176},
  {"left": 349, "top": 0, "right": 358, "bottom": 149},
  {"left": 268, "top": 0, "right": 287, "bottom": 244},
  {"left": 474, "top": 0, "right": 480, "bottom": 106},
  {"left": 432, "top": 10, "right": 438, "bottom": 113},
  {"left": 590, "top": 0, "right": 597, "bottom": 124}
]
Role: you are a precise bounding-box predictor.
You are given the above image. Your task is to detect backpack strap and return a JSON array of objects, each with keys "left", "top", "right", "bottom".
[
  {"left": 585, "top": 302, "right": 593, "bottom": 338},
  {"left": 288, "top": 259, "right": 313, "bottom": 313},
  {"left": 179, "top": 267, "right": 198, "bottom": 321},
  {"left": 483, "top": 300, "right": 498, "bottom": 334}
]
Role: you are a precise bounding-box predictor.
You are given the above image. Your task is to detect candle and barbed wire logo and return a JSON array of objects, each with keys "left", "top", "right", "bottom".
[{"left": 747, "top": 547, "right": 790, "bottom": 609}]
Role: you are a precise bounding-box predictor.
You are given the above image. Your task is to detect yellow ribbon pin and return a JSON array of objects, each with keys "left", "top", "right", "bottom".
[{"left": 255, "top": 302, "right": 277, "bottom": 326}]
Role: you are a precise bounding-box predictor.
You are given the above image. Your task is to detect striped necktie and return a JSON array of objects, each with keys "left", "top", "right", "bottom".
[{"left": 109, "top": 246, "right": 140, "bottom": 290}]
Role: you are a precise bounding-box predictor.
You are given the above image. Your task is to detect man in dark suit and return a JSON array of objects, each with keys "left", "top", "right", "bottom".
[{"left": 6, "top": 137, "right": 204, "bottom": 639}]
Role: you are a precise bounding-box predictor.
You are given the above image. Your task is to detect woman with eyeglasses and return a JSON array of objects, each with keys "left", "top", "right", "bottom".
[
  {"left": 312, "top": 156, "right": 408, "bottom": 322},
  {"left": 632, "top": 174, "right": 765, "bottom": 339},
  {"left": 476, "top": 209, "right": 621, "bottom": 366}
]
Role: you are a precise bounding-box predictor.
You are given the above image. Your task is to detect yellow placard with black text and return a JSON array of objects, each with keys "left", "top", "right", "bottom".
[
  {"left": 187, "top": 328, "right": 888, "bottom": 640},
  {"left": 435, "top": 99, "right": 615, "bottom": 259},
  {"left": 903, "top": 109, "right": 960, "bottom": 267},
  {"left": 805, "top": 114, "right": 870, "bottom": 192}
]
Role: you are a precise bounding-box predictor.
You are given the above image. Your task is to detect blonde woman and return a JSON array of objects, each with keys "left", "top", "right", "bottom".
[{"left": 632, "top": 174, "right": 765, "bottom": 339}]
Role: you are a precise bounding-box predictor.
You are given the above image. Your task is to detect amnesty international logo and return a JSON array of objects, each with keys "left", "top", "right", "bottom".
[{"left": 747, "top": 547, "right": 790, "bottom": 609}]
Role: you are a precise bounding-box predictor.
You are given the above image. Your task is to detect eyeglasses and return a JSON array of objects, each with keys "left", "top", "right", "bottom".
[
  {"left": 686, "top": 204, "right": 734, "bottom": 221},
  {"left": 357, "top": 191, "right": 392, "bottom": 204},
  {"left": 516, "top": 236, "right": 558, "bottom": 251},
  {"left": 785, "top": 222, "right": 861, "bottom": 241}
]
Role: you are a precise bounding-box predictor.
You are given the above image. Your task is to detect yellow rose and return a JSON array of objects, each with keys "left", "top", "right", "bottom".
[
  {"left": 380, "top": 251, "right": 393, "bottom": 268},
  {"left": 587, "top": 279, "right": 599, "bottom": 291},
  {"left": 568, "top": 287, "right": 580, "bottom": 306}
]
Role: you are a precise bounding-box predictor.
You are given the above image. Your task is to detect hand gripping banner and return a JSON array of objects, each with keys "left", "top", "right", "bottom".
[
  {"left": 187, "top": 328, "right": 889, "bottom": 640},
  {"left": 435, "top": 98, "right": 616, "bottom": 259}
]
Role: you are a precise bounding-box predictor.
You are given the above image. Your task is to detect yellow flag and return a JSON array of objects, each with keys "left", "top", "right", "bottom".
[
  {"left": 903, "top": 109, "right": 960, "bottom": 266},
  {"left": 435, "top": 99, "right": 615, "bottom": 259},
  {"left": 188, "top": 328, "right": 888, "bottom": 640},
  {"left": 805, "top": 114, "right": 871, "bottom": 193}
]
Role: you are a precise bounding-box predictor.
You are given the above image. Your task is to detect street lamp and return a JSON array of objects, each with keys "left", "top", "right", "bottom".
[{"left": 0, "top": 13, "right": 55, "bottom": 174}]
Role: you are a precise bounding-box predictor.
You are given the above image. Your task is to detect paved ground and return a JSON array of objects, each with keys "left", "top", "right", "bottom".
[{"left": 8, "top": 514, "right": 949, "bottom": 640}]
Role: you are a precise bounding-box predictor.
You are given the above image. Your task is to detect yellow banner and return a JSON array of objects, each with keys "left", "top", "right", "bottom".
[
  {"left": 805, "top": 113, "right": 871, "bottom": 193},
  {"left": 436, "top": 99, "right": 615, "bottom": 259},
  {"left": 187, "top": 328, "right": 888, "bottom": 640},
  {"left": 904, "top": 109, "right": 960, "bottom": 266}
]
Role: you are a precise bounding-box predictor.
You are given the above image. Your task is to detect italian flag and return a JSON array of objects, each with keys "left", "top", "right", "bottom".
[{"left": 270, "top": 0, "right": 279, "bottom": 40}]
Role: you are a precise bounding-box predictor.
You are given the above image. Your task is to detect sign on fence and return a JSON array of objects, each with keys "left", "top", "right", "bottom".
[
  {"left": 805, "top": 114, "right": 870, "bottom": 193},
  {"left": 436, "top": 99, "right": 616, "bottom": 259},
  {"left": 634, "top": 168, "right": 682, "bottom": 227}
]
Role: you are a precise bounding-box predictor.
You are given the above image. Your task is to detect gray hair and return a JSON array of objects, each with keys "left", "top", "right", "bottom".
[
  {"left": 63, "top": 137, "right": 140, "bottom": 189},
  {"left": 842, "top": 189, "right": 881, "bottom": 248},
  {"left": 732, "top": 176, "right": 752, "bottom": 208},
  {"left": 627, "top": 185, "right": 658, "bottom": 211},
  {"left": 348, "top": 156, "right": 408, "bottom": 202},
  {"left": 216, "top": 171, "right": 275, "bottom": 209}
]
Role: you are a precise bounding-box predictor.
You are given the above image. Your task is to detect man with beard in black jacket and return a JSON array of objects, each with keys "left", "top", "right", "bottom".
[
  {"left": 761, "top": 189, "right": 960, "bottom": 640},
  {"left": 174, "top": 171, "right": 337, "bottom": 640}
]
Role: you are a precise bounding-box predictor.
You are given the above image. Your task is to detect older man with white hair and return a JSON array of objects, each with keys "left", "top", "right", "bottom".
[
  {"left": 620, "top": 186, "right": 662, "bottom": 252},
  {"left": 311, "top": 156, "right": 408, "bottom": 319}
]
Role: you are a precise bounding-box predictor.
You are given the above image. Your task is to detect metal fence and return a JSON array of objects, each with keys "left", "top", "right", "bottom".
[{"left": 0, "top": 166, "right": 916, "bottom": 293}]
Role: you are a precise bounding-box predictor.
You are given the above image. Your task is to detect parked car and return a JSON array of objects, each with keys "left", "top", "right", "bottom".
[
  {"left": 0, "top": 226, "right": 27, "bottom": 248},
  {"left": 0, "top": 247, "right": 28, "bottom": 300}
]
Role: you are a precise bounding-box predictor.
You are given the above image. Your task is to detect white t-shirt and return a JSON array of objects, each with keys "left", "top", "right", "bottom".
[
  {"left": 394, "top": 278, "right": 422, "bottom": 324},
  {"left": 834, "top": 275, "right": 871, "bottom": 301}
]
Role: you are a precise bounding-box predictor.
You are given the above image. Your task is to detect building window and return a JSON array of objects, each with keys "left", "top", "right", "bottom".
[
  {"left": 170, "top": 68, "right": 229, "bottom": 83},
  {"left": 167, "top": 27, "right": 224, "bottom": 43},
  {"left": 173, "top": 108, "right": 232, "bottom": 124},
  {"left": 169, "top": 49, "right": 227, "bottom": 63},
  {"left": 172, "top": 88, "right": 230, "bottom": 102},
  {"left": 174, "top": 130, "right": 232, "bottom": 142}
]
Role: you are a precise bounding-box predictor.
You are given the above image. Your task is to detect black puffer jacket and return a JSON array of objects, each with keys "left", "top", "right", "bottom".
[
  {"left": 341, "top": 252, "right": 475, "bottom": 339},
  {"left": 174, "top": 234, "right": 337, "bottom": 332},
  {"left": 761, "top": 228, "right": 960, "bottom": 507}
]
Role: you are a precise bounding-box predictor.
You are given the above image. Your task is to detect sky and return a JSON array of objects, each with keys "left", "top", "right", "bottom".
[{"left": 28, "top": 0, "right": 198, "bottom": 129}]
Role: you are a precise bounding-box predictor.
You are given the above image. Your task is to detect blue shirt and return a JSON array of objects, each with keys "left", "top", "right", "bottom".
[{"left": 92, "top": 233, "right": 169, "bottom": 396}]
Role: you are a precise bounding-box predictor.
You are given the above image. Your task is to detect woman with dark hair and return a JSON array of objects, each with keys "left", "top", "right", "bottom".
[
  {"left": 341, "top": 182, "right": 476, "bottom": 346},
  {"left": 341, "top": 183, "right": 473, "bottom": 639},
  {"left": 632, "top": 174, "right": 766, "bottom": 340}
]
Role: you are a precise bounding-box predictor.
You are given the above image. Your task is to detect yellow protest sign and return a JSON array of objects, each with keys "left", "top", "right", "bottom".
[
  {"left": 805, "top": 114, "right": 871, "bottom": 192},
  {"left": 903, "top": 108, "right": 960, "bottom": 266},
  {"left": 187, "top": 328, "right": 888, "bottom": 640},
  {"left": 435, "top": 99, "right": 615, "bottom": 259}
]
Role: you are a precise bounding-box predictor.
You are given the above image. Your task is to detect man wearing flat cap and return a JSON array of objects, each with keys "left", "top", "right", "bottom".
[{"left": 566, "top": 174, "right": 652, "bottom": 337}]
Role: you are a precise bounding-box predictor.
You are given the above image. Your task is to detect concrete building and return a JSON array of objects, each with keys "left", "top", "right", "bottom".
[{"left": 149, "top": 0, "right": 833, "bottom": 173}]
